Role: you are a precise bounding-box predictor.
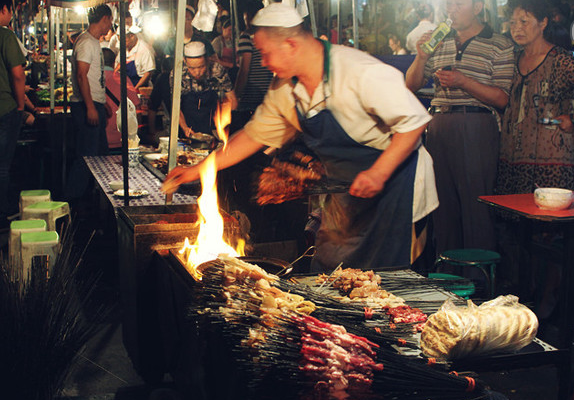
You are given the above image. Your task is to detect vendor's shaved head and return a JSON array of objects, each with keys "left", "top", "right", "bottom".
[{"left": 255, "top": 23, "right": 312, "bottom": 41}]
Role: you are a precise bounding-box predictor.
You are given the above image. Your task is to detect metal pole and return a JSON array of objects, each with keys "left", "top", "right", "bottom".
[
  {"left": 40, "top": 2, "right": 45, "bottom": 53},
  {"left": 351, "top": 0, "right": 358, "bottom": 48},
  {"left": 48, "top": 5, "right": 58, "bottom": 195},
  {"left": 231, "top": 0, "right": 240, "bottom": 66},
  {"left": 488, "top": 0, "right": 498, "bottom": 32},
  {"left": 49, "top": 6, "right": 55, "bottom": 110},
  {"left": 336, "top": 0, "right": 341, "bottom": 45},
  {"left": 327, "top": 0, "right": 331, "bottom": 42},
  {"left": 55, "top": 8, "right": 61, "bottom": 75},
  {"left": 307, "top": 0, "right": 317, "bottom": 38},
  {"left": 119, "top": 0, "right": 130, "bottom": 207},
  {"left": 166, "top": 0, "right": 187, "bottom": 204},
  {"left": 375, "top": 0, "right": 379, "bottom": 55},
  {"left": 61, "top": 8, "right": 68, "bottom": 191}
]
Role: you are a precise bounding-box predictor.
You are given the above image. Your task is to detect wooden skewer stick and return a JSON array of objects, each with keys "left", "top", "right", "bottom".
[{"left": 317, "top": 262, "right": 343, "bottom": 290}]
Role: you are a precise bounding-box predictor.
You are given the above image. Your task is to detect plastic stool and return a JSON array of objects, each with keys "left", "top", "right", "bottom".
[
  {"left": 19, "top": 189, "right": 51, "bottom": 215},
  {"left": 428, "top": 272, "right": 476, "bottom": 299},
  {"left": 9, "top": 219, "right": 47, "bottom": 270},
  {"left": 20, "top": 231, "right": 59, "bottom": 284},
  {"left": 22, "top": 201, "right": 71, "bottom": 233},
  {"left": 435, "top": 249, "right": 501, "bottom": 298}
]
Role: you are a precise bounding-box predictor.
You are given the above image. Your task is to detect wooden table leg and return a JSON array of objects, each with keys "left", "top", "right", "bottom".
[{"left": 518, "top": 219, "right": 533, "bottom": 303}]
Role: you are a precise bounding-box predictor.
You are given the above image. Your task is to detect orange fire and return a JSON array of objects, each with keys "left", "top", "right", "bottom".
[
  {"left": 214, "top": 100, "right": 232, "bottom": 149},
  {"left": 178, "top": 147, "right": 245, "bottom": 281}
]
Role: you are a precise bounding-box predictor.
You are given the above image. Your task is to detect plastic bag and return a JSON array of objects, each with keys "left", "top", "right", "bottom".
[
  {"left": 116, "top": 98, "right": 139, "bottom": 148},
  {"left": 192, "top": 0, "right": 218, "bottom": 32},
  {"left": 420, "top": 295, "right": 538, "bottom": 360}
]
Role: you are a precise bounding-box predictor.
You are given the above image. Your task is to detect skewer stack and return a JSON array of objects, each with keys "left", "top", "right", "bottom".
[{"left": 185, "top": 256, "right": 489, "bottom": 399}]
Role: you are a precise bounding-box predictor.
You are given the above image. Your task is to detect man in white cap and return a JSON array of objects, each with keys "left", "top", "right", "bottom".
[
  {"left": 107, "top": 10, "right": 135, "bottom": 56},
  {"left": 163, "top": 3, "right": 438, "bottom": 272},
  {"left": 114, "top": 25, "right": 155, "bottom": 91},
  {"left": 172, "top": 41, "right": 236, "bottom": 138}
]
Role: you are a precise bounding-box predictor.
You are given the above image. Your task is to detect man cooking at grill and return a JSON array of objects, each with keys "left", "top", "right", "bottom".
[
  {"left": 114, "top": 25, "right": 155, "bottom": 91},
  {"left": 174, "top": 41, "right": 237, "bottom": 138},
  {"left": 163, "top": 3, "right": 438, "bottom": 272}
]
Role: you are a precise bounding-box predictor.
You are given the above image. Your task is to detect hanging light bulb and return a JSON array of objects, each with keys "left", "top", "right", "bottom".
[{"left": 148, "top": 14, "right": 166, "bottom": 37}]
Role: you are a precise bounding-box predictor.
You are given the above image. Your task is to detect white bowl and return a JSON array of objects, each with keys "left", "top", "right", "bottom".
[
  {"left": 533, "top": 188, "right": 574, "bottom": 210},
  {"left": 109, "top": 180, "right": 123, "bottom": 191}
]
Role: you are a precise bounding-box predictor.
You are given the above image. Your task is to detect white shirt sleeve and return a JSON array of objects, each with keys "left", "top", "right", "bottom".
[
  {"left": 359, "top": 63, "right": 431, "bottom": 134},
  {"left": 109, "top": 34, "right": 119, "bottom": 55},
  {"left": 243, "top": 80, "right": 300, "bottom": 148},
  {"left": 136, "top": 45, "right": 156, "bottom": 76}
]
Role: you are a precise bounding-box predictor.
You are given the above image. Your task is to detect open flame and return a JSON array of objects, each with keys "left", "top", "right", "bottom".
[
  {"left": 214, "top": 100, "right": 232, "bottom": 149},
  {"left": 179, "top": 104, "right": 244, "bottom": 280}
]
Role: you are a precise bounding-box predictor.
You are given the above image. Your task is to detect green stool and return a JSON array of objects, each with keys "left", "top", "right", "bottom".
[
  {"left": 22, "top": 201, "right": 70, "bottom": 233},
  {"left": 19, "top": 189, "right": 51, "bottom": 215},
  {"left": 428, "top": 272, "right": 476, "bottom": 299},
  {"left": 9, "top": 219, "right": 47, "bottom": 270},
  {"left": 435, "top": 249, "right": 501, "bottom": 299},
  {"left": 20, "top": 231, "right": 60, "bottom": 284}
]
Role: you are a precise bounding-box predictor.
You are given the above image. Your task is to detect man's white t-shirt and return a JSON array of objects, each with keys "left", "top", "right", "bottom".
[
  {"left": 114, "top": 39, "right": 155, "bottom": 78},
  {"left": 71, "top": 31, "right": 106, "bottom": 104}
]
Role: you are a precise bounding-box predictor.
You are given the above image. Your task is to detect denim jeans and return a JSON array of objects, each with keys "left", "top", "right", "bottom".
[
  {"left": 0, "top": 108, "right": 23, "bottom": 218},
  {"left": 65, "top": 102, "right": 108, "bottom": 200}
]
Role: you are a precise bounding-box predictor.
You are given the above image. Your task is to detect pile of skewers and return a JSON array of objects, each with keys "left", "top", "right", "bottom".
[{"left": 186, "top": 256, "right": 490, "bottom": 399}]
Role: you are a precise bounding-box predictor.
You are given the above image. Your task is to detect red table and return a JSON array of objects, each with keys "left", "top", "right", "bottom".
[
  {"left": 479, "top": 194, "right": 574, "bottom": 221},
  {"left": 479, "top": 194, "right": 574, "bottom": 399}
]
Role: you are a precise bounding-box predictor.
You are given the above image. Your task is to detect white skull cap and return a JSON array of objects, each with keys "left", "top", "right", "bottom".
[
  {"left": 252, "top": 3, "right": 303, "bottom": 28},
  {"left": 184, "top": 41, "right": 206, "bottom": 57}
]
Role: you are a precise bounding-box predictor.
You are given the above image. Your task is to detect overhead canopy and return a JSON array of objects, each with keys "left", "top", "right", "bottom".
[{"left": 48, "top": 0, "right": 109, "bottom": 8}]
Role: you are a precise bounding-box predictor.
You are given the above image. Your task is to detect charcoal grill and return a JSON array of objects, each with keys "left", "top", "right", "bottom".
[
  {"left": 153, "top": 248, "right": 291, "bottom": 399},
  {"left": 117, "top": 204, "right": 240, "bottom": 382}
]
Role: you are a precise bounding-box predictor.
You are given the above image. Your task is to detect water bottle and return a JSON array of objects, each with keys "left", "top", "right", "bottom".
[{"left": 421, "top": 19, "right": 453, "bottom": 54}]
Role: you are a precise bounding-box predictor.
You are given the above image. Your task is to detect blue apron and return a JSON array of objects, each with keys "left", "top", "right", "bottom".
[
  {"left": 181, "top": 88, "right": 219, "bottom": 134},
  {"left": 297, "top": 41, "right": 417, "bottom": 271},
  {"left": 126, "top": 60, "right": 140, "bottom": 87}
]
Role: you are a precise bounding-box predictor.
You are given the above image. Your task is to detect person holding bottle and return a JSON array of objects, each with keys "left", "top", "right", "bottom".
[{"left": 405, "top": 0, "right": 514, "bottom": 254}]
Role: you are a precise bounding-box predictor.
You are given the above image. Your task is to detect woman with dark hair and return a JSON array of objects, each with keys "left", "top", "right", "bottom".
[
  {"left": 211, "top": 17, "right": 236, "bottom": 71},
  {"left": 496, "top": 0, "right": 574, "bottom": 195},
  {"left": 388, "top": 33, "right": 407, "bottom": 55}
]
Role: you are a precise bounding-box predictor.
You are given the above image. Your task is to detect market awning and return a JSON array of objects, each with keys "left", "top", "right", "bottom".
[{"left": 48, "top": 0, "right": 109, "bottom": 8}]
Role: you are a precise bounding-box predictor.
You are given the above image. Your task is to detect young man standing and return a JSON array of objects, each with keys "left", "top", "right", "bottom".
[
  {"left": 0, "top": 0, "right": 25, "bottom": 227},
  {"left": 66, "top": 4, "right": 112, "bottom": 201}
]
